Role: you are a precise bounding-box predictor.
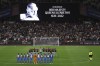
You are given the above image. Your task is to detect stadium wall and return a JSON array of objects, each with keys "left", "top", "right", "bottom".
[{"left": 0, "top": 40, "right": 100, "bottom": 45}]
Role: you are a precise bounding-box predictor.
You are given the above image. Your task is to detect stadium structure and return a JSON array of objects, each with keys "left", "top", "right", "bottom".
[{"left": 0, "top": 0, "right": 100, "bottom": 66}]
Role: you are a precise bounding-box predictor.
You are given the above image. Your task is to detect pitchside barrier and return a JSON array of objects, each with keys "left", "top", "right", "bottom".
[
  {"left": 63, "top": 41, "right": 100, "bottom": 45},
  {"left": 0, "top": 38, "right": 100, "bottom": 45},
  {"left": 0, "top": 37, "right": 60, "bottom": 46}
]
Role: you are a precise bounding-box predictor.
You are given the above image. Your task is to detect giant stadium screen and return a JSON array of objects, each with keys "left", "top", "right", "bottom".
[
  {"left": 0, "top": 3, "right": 80, "bottom": 21},
  {"left": 19, "top": 3, "right": 80, "bottom": 21}
]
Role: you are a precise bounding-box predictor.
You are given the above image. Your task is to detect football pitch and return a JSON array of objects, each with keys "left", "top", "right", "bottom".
[{"left": 0, "top": 46, "right": 100, "bottom": 66}]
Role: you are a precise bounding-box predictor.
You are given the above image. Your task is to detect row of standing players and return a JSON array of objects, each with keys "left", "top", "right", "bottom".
[
  {"left": 29, "top": 48, "right": 56, "bottom": 52},
  {"left": 16, "top": 52, "right": 54, "bottom": 64}
]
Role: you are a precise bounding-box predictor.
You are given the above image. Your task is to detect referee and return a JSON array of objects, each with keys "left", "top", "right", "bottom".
[{"left": 89, "top": 50, "right": 93, "bottom": 61}]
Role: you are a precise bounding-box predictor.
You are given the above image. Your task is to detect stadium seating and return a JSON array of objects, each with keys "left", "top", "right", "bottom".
[{"left": 0, "top": 21, "right": 100, "bottom": 45}]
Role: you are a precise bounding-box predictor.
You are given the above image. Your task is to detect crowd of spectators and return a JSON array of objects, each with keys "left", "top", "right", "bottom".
[{"left": 0, "top": 21, "right": 100, "bottom": 45}]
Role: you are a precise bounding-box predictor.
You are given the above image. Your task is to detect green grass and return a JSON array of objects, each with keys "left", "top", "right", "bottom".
[{"left": 0, "top": 46, "right": 100, "bottom": 66}]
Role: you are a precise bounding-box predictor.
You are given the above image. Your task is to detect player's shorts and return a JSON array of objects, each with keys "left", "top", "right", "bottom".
[
  {"left": 50, "top": 58, "right": 53, "bottom": 61},
  {"left": 19, "top": 58, "right": 21, "bottom": 62},
  {"left": 25, "top": 58, "right": 29, "bottom": 62},
  {"left": 89, "top": 55, "right": 93, "bottom": 57},
  {"left": 44, "top": 58, "right": 46, "bottom": 62},
  {"left": 47, "top": 58, "right": 50, "bottom": 62},
  {"left": 24, "top": 58, "right": 27, "bottom": 62},
  {"left": 21, "top": 58, "right": 23, "bottom": 61},
  {"left": 30, "top": 58, "right": 33, "bottom": 61},
  {"left": 40, "top": 58, "right": 43, "bottom": 61},
  {"left": 17, "top": 57, "right": 20, "bottom": 61},
  {"left": 38, "top": 58, "right": 40, "bottom": 61},
  {"left": 22, "top": 58, "right": 24, "bottom": 62},
  {"left": 24, "top": 58, "right": 26, "bottom": 61}
]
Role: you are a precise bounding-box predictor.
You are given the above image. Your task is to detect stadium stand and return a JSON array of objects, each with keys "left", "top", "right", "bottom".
[
  {"left": 0, "top": 0, "right": 100, "bottom": 45},
  {"left": 0, "top": 21, "right": 100, "bottom": 45}
]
